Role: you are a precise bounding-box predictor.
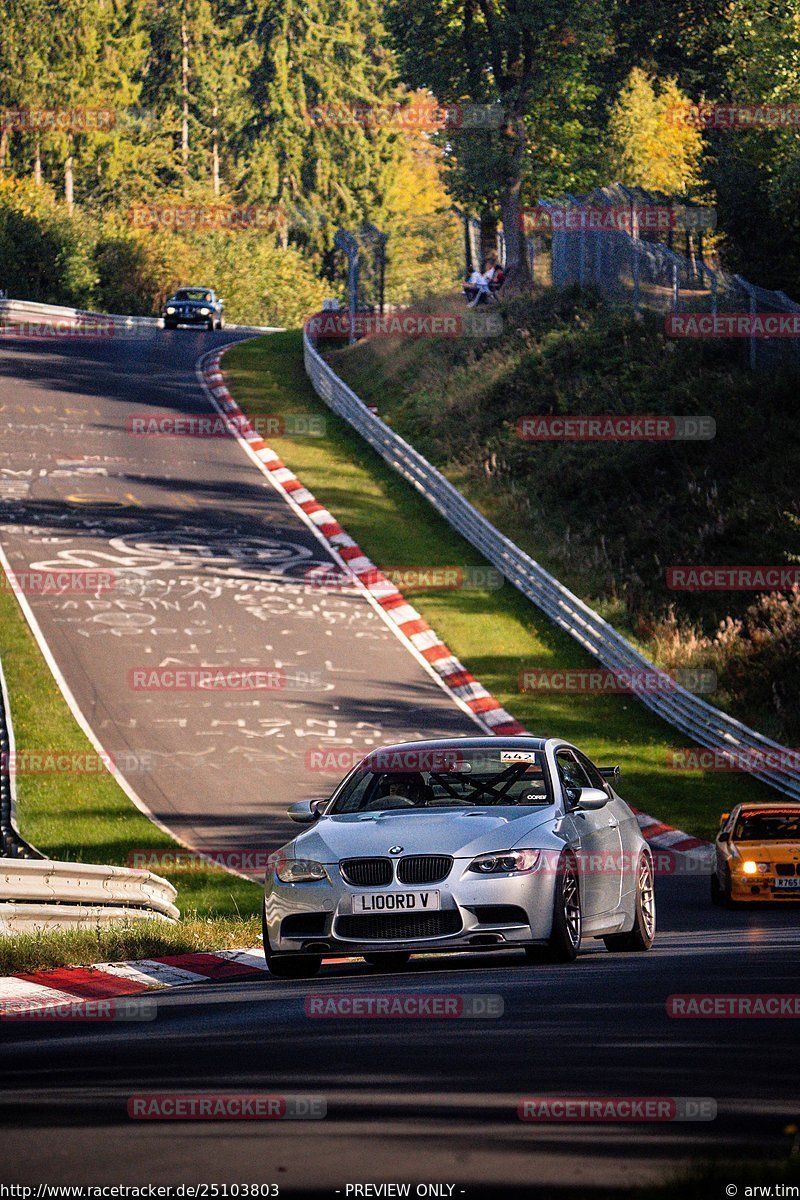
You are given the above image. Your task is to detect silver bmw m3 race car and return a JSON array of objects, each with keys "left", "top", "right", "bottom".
[{"left": 262, "top": 736, "right": 656, "bottom": 977}]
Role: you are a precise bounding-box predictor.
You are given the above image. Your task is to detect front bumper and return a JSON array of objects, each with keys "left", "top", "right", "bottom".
[
  {"left": 264, "top": 862, "right": 558, "bottom": 956},
  {"left": 163, "top": 310, "right": 213, "bottom": 324},
  {"left": 730, "top": 873, "right": 800, "bottom": 901}
]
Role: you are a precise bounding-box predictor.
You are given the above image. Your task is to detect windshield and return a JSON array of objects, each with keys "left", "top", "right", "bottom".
[
  {"left": 173, "top": 289, "right": 212, "bottom": 302},
  {"left": 734, "top": 812, "right": 800, "bottom": 841},
  {"left": 330, "top": 748, "right": 552, "bottom": 814}
]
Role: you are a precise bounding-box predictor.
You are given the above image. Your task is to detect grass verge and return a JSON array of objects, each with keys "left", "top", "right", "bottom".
[
  {"left": 223, "top": 330, "right": 777, "bottom": 843},
  {"left": 329, "top": 288, "right": 800, "bottom": 743},
  {"left": 0, "top": 916, "right": 260, "bottom": 976},
  {"left": 0, "top": 583, "right": 261, "bottom": 924}
]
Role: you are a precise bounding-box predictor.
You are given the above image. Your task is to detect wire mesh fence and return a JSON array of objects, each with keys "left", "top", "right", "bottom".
[
  {"left": 536, "top": 186, "right": 800, "bottom": 372},
  {"left": 459, "top": 185, "right": 800, "bottom": 371}
]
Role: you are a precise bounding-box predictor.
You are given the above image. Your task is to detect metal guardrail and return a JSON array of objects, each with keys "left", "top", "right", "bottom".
[
  {"left": 0, "top": 297, "right": 161, "bottom": 330},
  {"left": 0, "top": 558, "right": 178, "bottom": 925},
  {"left": 0, "top": 858, "right": 178, "bottom": 922},
  {"left": 0, "top": 902, "right": 177, "bottom": 935},
  {"left": 0, "top": 297, "right": 280, "bottom": 334},
  {"left": 303, "top": 329, "right": 800, "bottom": 802}
]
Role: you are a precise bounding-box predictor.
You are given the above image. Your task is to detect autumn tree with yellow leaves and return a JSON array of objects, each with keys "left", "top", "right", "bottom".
[{"left": 608, "top": 67, "right": 704, "bottom": 196}]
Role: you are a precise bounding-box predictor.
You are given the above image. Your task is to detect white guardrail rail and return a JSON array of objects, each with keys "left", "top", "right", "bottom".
[
  {"left": 0, "top": 860, "right": 179, "bottom": 933},
  {"left": 303, "top": 329, "right": 800, "bottom": 802},
  {"left": 0, "top": 296, "right": 280, "bottom": 334},
  {"left": 0, "top": 297, "right": 160, "bottom": 331}
]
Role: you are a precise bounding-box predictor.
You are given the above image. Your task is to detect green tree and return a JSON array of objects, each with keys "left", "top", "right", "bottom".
[
  {"left": 386, "top": 0, "right": 612, "bottom": 292},
  {"left": 0, "top": 0, "right": 56, "bottom": 184},
  {"left": 189, "top": 1, "right": 257, "bottom": 196},
  {"left": 243, "top": 0, "right": 401, "bottom": 260},
  {"left": 709, "top": 0, "right": 800, "bottom": 290}
]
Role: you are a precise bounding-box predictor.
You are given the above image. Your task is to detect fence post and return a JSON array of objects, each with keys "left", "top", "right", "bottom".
[
  {"left": 672, "top": 260, "right": 680, "bottom": 312},
  {"left": 734, "top": 276, "right": 757, "bottom": 370},
  {"left": 705, "top": 268, "right": 718, "bottom": 316},
  {"left": 631, "top": 239, "right": 640, "bottom": 315},
  {"left": 334, "top": 229, "right": 359, "bottom": 345}
]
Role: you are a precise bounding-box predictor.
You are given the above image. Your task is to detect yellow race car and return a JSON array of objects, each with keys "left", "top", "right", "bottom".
[{"left": 711, "top": 802, "right": 800, "bottom": 905}]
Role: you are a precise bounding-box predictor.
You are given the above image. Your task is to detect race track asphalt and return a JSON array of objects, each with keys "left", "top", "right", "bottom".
[
  {"left": 0, "top": 327, "right": 475, "bottom": 859},
  {"left": 1, "top": 874, "right": 799, "bottom": 1194},
  {"left": 1, "top": 328, "right": 797, "bottom": 1196}
]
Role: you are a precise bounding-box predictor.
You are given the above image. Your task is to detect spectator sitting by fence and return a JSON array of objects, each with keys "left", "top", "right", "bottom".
[
  {"left": 485, "top": 253, "right": 505, "bottom": 295},
  {"left": 463, "top": 267, "right": 489, "bottom": 306},
  {"left": 462, "top": 255, "right": 504, "bottom": 307}
]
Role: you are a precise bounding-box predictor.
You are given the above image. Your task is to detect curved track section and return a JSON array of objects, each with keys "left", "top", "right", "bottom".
[{"left": 0, "top": 327, "right": 475, "bottom": 857}]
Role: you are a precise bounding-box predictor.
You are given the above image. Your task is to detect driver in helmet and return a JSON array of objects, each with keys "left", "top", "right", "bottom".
[{"left": 375, "top": 771, "right": 428, "bottom": 807}]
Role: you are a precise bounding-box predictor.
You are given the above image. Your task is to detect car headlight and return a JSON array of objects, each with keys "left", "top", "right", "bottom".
[
  {"left": 468, "top": 849, "right": 540, "bottom": 875},
  {"left": 166, "top": 306, "right": 175, "bottom": 314},
  {"left": 275, "top": 858, "right": 328, "bottom": 883},
  {"left": 741, "top": 860, "right": 770, "bottom": 875},
  {"left": 199, "top": 307, "right": 210, "bottom": 315}
]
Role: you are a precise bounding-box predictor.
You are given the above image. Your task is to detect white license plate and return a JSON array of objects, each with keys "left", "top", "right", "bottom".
[
  {"left": 774, "top": 877, "right": 800, "bottom": 890},
  {"left": 353, "top": 890, "right": 440, "bottom": 913}
]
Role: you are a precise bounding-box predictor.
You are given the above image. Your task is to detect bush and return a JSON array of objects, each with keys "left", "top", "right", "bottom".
[
  {"left": 0, "top": 179, "right": 98, "bottom": 307},
  {"left": 0, "top": 179, "right": 332, "bottom": 328}
]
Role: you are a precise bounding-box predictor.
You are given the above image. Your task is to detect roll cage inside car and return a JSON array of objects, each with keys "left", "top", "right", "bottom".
[{"left": 330, "top": 759, "right": 554, "bottom": 813}]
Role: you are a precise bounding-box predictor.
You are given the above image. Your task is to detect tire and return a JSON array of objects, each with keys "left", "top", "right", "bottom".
[
  {"left": 603, "top": 853, "right": 656, "bottom": 952},
  {"left": 363, "top": 952, "right": 410, "bottom": 970},
  {"left": 207, "top": 317, "right": 215, "bottom": 331},
  {"left": 721, "top": 867, "right": 738, "bottom": 909},
  {"left": 710, "top": 871, "right": 724, "bottom": 906},
  {"left": 262, "top": 903, "right": 321, "bottom": 978},
  {"left": 540, "top": 851, "right": 582, "bottom": 962},
  {"left": 164, "top": 320, "right": 176, "bottom": 330},
  {"left": 218, "top": 315, "right": 225, "bottom": 330}
]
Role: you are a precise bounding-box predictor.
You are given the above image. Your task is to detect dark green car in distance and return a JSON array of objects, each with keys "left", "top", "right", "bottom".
[{"left": 162, "top": 286, "right": 225, "bottom": 330}]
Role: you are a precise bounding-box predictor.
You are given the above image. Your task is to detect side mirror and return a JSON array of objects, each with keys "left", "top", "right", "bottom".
[
  {"left": 718, "top": 830, "right": 731, "bottom": 844},
  {"left": 288, "top": 800, "right": 319, "bottom": 824},
  {"left": 575, "top": 787, "right": 609, "bottom": 811}
]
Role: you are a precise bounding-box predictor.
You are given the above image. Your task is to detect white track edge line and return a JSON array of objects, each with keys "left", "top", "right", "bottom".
[{"left": 194, "top": 345, "right": 497, "bottom": 737}]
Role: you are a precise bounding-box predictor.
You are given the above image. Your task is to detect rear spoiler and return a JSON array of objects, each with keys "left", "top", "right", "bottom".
[{"left": 599, "top": 766, "right": 621, "bottom": 782}]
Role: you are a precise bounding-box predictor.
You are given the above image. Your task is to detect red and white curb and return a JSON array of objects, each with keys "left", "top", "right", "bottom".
[
  {"left": 0, "top": 950, "right": 269, "bottom": 1016},
  {"left": 199, "top": 346, "right": 711, "bottom": 866},
  {"left": 199, "top": 347, "right": 525, "bottom": 737},
  {"left": 633, "top": 811, "right": 710, "bottom": 858}
]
